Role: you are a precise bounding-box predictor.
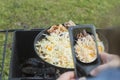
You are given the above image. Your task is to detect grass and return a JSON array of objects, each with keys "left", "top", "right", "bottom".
[
  {"left": 0, "top": 0, "right": 120, "bottom": 29},
  {"left": 0, "top": 0, "right": 120, "bottom": 79}
]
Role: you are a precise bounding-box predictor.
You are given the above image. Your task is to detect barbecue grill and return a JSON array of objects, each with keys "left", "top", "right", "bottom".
[{"left": 0, "top": 27, "right": 120, "bottom": 80}]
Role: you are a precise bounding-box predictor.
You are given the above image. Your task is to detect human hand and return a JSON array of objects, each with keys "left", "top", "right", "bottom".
[
  {"left": 57, "top": 71, "right": 86, "bottom": 80},
  {"left": 57, "top": 71, "right": 75, "bottom": 80},
  {"left": 57, "top": 52, "right": 120, "bottom": 80},
  {"left": 90, "top": 52, "right": 120, "bottom": 76}
]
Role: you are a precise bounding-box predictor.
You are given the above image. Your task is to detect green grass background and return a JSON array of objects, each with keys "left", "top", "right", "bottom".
[
  {"left": 0, "top": 0, "right": 120, "bottom": 79},
  {"left": 0, "top": 0, "right": 120, "bottom": 29}
]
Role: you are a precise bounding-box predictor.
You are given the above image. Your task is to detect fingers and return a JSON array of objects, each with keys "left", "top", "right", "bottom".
[
  {"left": 90, "top": 52, "right": 110, "bottom": 76},
  {"left": 57, "top": 71, "right": 75, "bottom": 80},
  {"left": 90, "top": 63, "right": 110, "bottom": 76},
  {"left": 99, "top": 52, "right": 110, "bottom": 63},
  {"left": 91, "top": 52, "right": 120, "bottom": 76},
  {"left": 57, "top": 52, "right": 120, "bottom": 79},
  {"left": 100, "top": 52, "right": 120, "bottom": 67}
]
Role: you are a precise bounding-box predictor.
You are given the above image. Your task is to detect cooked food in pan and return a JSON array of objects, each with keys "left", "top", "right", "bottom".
[
  {"left": 35, "top": 21, "right": 105, "bottom": 68},
  {"left": 74, "top": 30, "right": 97, "bottom": 63},
  {"left": 35, "top": 23, "right": 75, "bottom": 68},
  {"left": 74, "top": 30, "right": 105, "bottom": 63}
]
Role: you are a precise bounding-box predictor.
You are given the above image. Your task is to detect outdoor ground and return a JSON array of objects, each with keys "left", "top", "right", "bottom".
[{"left": 0, "top": 0, "right": 120, "bottom": 79}]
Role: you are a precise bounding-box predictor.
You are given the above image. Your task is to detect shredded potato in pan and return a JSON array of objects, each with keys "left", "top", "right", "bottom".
[
  {"left": 75, "top": 30, "right": 96, "bottom": 63},
  {"left": 36, "top": 24, "right": 74, "bottom": 68},
  {"left": 35, "top": 21, "right": 105, "bottom": 68}
]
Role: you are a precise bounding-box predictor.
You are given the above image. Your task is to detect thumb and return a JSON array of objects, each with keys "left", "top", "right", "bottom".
[
  {"left": 57, "top": 71, "right": 75, "bottom": 80},
  {"left": 90, "top": 63, "right": 110, "bottom": 76},
  {"left": 99, "top": 52, "right": 110, "bottom": 63}
]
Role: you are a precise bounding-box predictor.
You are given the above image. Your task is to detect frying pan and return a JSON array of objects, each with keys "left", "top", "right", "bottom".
[
  {"left": 34, "top": 25, "right": 108, "bottom": 76},
  {"left": 34, "top": 28, "right": 74, "bottom": 70}
]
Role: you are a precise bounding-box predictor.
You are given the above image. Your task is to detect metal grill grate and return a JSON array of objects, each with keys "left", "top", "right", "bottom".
[
  {"left": 8, "top": 29, "right": 74, "bottom": 80},
  {"left": 0, "top": 29, "right": 25, "bottom": 80}
]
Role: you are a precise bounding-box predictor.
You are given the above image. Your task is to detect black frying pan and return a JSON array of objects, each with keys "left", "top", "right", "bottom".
[{"left": 34, "top": 28, "right": 74, "bottom": 70}]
